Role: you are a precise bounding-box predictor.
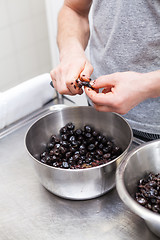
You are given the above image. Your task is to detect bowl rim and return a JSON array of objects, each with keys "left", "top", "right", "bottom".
[
  {"left": 116, "top": 139, "right": 160, "bottom": 223},
  {"left": 24, "top": 106, "right": 133, "bottom": 172}
]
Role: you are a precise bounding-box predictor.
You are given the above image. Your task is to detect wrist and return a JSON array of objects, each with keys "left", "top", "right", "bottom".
[
  {"left": 59, "top": 38, "right": 85, "bottom": 61},
  {"left": 143, "top": 70, "right": 160, "bottom": 98}
]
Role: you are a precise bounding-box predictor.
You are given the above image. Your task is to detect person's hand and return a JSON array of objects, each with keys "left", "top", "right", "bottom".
[
  {"left": 85, "top": 71, "right": 152, "bottom": 115},
  {"left": 50, "top": 46, "right": 93, "bottom": 95}
]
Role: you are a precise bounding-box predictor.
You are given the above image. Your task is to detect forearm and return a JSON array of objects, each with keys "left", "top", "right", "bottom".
[
  {"left": 50, "top": 0, "right": 93, "bottom": 96},
  {"left": 57, "top": 2, "right": 91, "bottom": 59}
]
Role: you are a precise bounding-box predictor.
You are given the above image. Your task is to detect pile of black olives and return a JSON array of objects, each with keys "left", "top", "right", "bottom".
[
  {"left": 135, "top": 172, "right": 160, "bottom": 214},
  {"left": 40, "top": 122, "right": 122, "bottom": 169}
]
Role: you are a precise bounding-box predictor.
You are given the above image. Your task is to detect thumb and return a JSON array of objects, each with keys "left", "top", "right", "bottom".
[
  {"left": 90, "top": 74, "right": 115, "bottom": 89},
  {"left": 80, "top": 61, "right": 94, "bottom": 79}
]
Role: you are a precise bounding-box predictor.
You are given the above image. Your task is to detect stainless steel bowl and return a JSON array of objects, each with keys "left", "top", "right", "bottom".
[
  {"left": 25, "top": 106, "right": 132, "bottom": 200},
  {"left": 116, "top": 139, "right": 160, "bottom": 237}
]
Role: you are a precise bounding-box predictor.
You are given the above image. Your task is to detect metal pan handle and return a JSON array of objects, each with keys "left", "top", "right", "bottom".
[
  {"left": 50, "top": 81, "right": 54, "bottom": 88},
  {"left": 133, "top": 137, "right": 146, "bottom": 145}
]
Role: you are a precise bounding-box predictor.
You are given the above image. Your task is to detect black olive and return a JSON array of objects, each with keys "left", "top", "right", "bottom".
[
  {"left": 65, "top": 151, "right": 72, "bottom": 159},
  {"left": 61, "top": 141, "right": 69, "bottom": 148},
  {"left": 68, "top": 130, "right": 74, "bottom": 136},
  {"left": 70, "top": 147, "right": 76, "bottom": 153},
  {"left": 79, "top": 144, "right": 86, "bottom": 150},
  {"left": 97, "top": 134, "right": 103, "bottom": 142},
  {"left": 66, "top": 122, "right": 75, "bottom": 130},
  {"left": 92, "top": 130, "right": 98, "bottom": 137},
  {"left": 98, "top": 143, "right": 104, "bottom": 149},
  {"left": 78, "top": 159, "right": 83, "bottom": 165},
  {"left": 96, "top": 149, "right": 103, "bottom": 156},
  {"left": 152, "top": 205, "right": 160, "bottom": 213},
  {"left": 79, "top": 149, "right": 87, "bottom": 156},
  {"left": 68, "top": 156, "right": 74, "bottom": 163},
  {"left": 103, "top": 147, "right": 109, "bottom": 153},
  {"left": 40, "top": 151, "right": 47, "bottom": 158},
  {"left": 80, "top": 155, "right": 86, "bottom": 161},
  {"left": 85, "top": 133, "right": 92, "bottom": 138},
  {"left": 53, "top": 148, "right": 60, "bottom": 156},
  {"left": 52, "top": 162, "right": 58, "bottom": 167},
  {"left": 55, "top": 137, "right": 60, "bottom": 143},
  {"left": 50, "top": 134, "right": 57, "bottom": 142},
  {"left": 101, "top": 136, "right": 107, "bottom": 144},
  {"left": 40, "top": 158, "right": 47, "bottom": 164},
  {"left": 94, "top": 154, "right": 100, "bottom": 160},
  {"left": 103, "top": 153, "right": 111, "bottom": 159},
  {"left": 87, "top": 137, "right": 95, "bottom": 144},
  {"left": 60, "top": 126, "right": 67, "bottom": 135},
  {"left": 75, "top": 128, "right": 82, "bottom": 136},
  {"left": 49, "top": 150, "right": 54, "bottom": 156},
  {"left": 59, "top": 146, "right": 67, "bottom": 154},
  {"left": 52, "top": 155, "right": 57, "bottom": 161},
  {"left": 74, "top": 151, "right": 80, "bottom": 155},
  {"left": 77, "top": 135, "right": 83, "bottom": 142},
  {"left": 54, "top": 143, "right": 61, "bottom": 149},
  {"left": 73, "top": 153, "right": 80, "bottom": 161},
  {"left": 71, "top": 140, "right": 79, "bottom": 148},
  {"left": 47, "top": 143, "right": 54, "bottom": 150},
  {"left": 136, "top": 197, "right": 147, "bottom": 206},
  {"left": 62, "top": 161, "right": 69, "bottom": 169},
  {"left": 84, "top": 125, "right": 92, "bottom": 133},
  {"left": 88, "top": 144, "right": 95, "bottom": 151},
  {"left": 69, "top": 135, "right": 76, "bottom": 142},
  {"left": 61, "top": 134, "right": 68, "bottom": 141},
  {"left": 85, "top": 157, "right": 92, "bottom": 163}
]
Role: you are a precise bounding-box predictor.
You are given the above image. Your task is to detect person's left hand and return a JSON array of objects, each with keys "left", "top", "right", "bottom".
[{"left": 85, "top": 71, "right": 152, "bottom": 115}]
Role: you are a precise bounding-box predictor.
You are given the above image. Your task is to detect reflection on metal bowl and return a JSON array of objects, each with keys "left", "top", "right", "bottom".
[{"left": 25, "top": 106, "right": 132, "bottom": 200}]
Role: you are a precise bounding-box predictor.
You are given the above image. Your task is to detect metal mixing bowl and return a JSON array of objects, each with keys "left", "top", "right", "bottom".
[
  {"left": 116, "top": 139, "right": 160, "bottom": 237},
  {"left": 25, "top": 106, "right": 132, "bottom": 200}
]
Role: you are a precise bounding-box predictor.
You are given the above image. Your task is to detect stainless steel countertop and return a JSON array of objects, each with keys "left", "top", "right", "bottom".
[{"left": 0, "top": 104, "right": 159, "bottom": 240}]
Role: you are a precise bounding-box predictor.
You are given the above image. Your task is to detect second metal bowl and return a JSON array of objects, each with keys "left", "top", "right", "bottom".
[{"left": 116, "top": 139, "right": 160, "bottom": 237}]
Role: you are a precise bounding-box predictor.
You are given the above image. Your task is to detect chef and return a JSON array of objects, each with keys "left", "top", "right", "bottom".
[{"left": 50, "top": 0, "right": 160, "bottom": 141}]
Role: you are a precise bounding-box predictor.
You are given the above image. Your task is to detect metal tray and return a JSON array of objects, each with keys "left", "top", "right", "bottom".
[{"left": 0, "top": 104, "right": 159, "bottom": 240}]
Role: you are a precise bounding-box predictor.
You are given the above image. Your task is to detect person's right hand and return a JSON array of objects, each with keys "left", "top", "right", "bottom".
[{"left": 50, "top": 46, "right": 93, "bottom": 95}]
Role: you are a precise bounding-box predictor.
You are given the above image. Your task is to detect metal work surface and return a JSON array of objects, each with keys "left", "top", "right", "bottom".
[{"left": 0, "top": 105, "right": 159, "bottom": 240}]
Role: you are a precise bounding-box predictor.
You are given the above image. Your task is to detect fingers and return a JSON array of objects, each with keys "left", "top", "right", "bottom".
[
  {"left": 85, "top": 87, "right": 114, "bottom": 106},
  {"left": 50, "top": 69, "right": 71, "bottom": 95},
  {"left": 85, "top": 87, "right": 131, "bottom": 115},
  {"left": 50, "top": 66, "right": 82, "bottom": 95},
  {"left": 80, "top": 61, "right": 94, "bottom": 81},
  {"left": 102, "top": 87, "right": 112, "bottom": 94},
  {"left": 50, "top": 59, "right": 94, "bottom": 96},
  {"left": 85, "top": 71, "right": 147, "bottom": 115},
  {"left": 65, "top": 64, "right": 85, "bottom": 94},
  {"left": 85, "top": 87, "right": 114, "bottom": 112},
  {"left": 50, "top": 69, "right": 57, "bottom": 90},
  {"left": 90, "top": 74, "right": 116, "bottom": 89}
]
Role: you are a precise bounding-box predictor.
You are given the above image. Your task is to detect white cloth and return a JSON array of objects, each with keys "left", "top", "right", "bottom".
[{"left": 0, "top": 73, "right": 55, "bottom": 130}]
